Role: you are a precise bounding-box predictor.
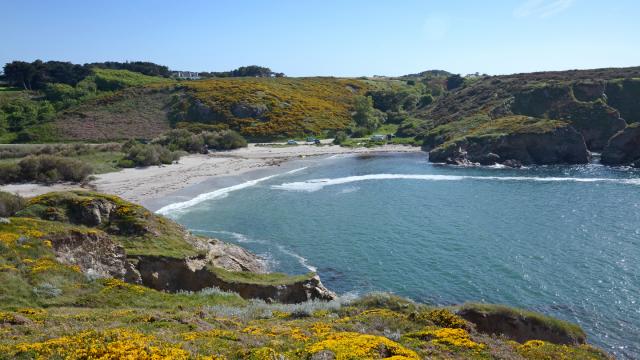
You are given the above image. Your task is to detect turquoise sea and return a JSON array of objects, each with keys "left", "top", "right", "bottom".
[{"left": 157, "top": 152, "right": 640, "bottom": 358}]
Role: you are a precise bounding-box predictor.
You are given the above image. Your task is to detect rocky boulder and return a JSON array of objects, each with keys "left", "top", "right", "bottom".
[
  {"left": 185, "top": 234, "right": 267, "bottom": 273},
  {"left": 429, "top": 126, "right": 589, "bottom": 166},
  {"left": 73, "top": 198, "right": 117, "bottom": 227},
  {"left": 231, "top": 102, "right": 268, "bottom": 119},
  {"left": 50, "top": 230, "right": 141, "bottom": 283},
  {"left": 601, "top": 123, "right": 640, "bottom": 166}
]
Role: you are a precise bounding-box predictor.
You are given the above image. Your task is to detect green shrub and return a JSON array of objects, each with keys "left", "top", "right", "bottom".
[
  {"left": 0, "top": 163, "right": 21, "bottom": 184},
  {"left": 116, "top": 159, "right": 136, "bottom": 168},
  {"left": 151, "top": 129, "right": 247, "bottom": 153},
  {"left": 419, "top": 94, "right": 434, "bottom": 107},
  {"left": 43, "top": 83, "right": 81, "bottom": 102},
  {"left": 333, "top": 131, "right": 348, "bottom": 145},
  {"left": 93, "top": 68, "right": 171, "bottom": 91},
  {"left": 350, "top": 127, "right": 371, "bottom": 138},
  {"left": 17, "top": 155, "right": 93, "bottom": 183},
  {"left": 153, "top": 129, "right": 204, "bottom": 153},
  {"left": 123, "top": 144, "right": 180, "bottom": 167},
  {"left": 0, "top": 191, "right": 26, "bottom": 217},
  {"left": 205, "top": 130, "right": 247, "bottom": 150}
]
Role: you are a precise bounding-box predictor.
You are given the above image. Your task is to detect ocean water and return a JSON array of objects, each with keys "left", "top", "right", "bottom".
[{"left": 159, "top": 153, "right": 640, "bottom": 358}]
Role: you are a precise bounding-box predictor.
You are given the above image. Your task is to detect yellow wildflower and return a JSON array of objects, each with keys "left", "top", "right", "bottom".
[
  {"left": 405, "top": 327, "right": 485, "bottom": 350},
  {"left": 307, "top": 332, "right": 419, "bottom": 359},
  {"left": 6, "top": 328, "right": 189, "bottom": 359},
  {"left": 0, "top": 232, "right": 20, "bottom": 246}
]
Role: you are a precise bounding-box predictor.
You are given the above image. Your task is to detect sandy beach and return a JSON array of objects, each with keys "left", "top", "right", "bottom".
[{"left": 0, "top": 144, "right": 424, "bottom": 203}]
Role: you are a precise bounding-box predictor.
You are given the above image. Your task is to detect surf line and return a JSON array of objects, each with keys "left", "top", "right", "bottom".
[
  {"left": 156, "top": 167, "right": 308, "bottom": 215},
  {"left": 271, "top": 173, "right": 640, "bottom": 192}
]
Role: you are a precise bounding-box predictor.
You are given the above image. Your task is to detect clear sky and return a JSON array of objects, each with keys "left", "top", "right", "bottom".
[{"left": 3, "top": 0, "right": 639, "bottom": 77}]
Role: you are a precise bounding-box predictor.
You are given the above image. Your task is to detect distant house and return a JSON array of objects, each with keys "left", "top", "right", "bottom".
[
  {"left": 370, "top": 134, "right": 386, "bottom": 141},
  {"left": 171, "top": 71, "right": 201, "bottom": 80}
]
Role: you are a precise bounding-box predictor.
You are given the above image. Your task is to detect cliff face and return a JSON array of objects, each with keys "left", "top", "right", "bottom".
[
  {"left": 13, "top": 191, "right": 335, "bottom": 303},
  {"left": 134, "top": 255, "right": 334, "bottom": 304},
  {"left": 426, "top": 116, "right": 589, "bottom": 167},
  {"left": 411, "top": 68, "right": 640, "bottom": 164},
  {"left": 457, "top": 304, "right": 586, "bottom": 345},
  {"left": 601, "top": 123, "right": 640, "bottom": 166}
]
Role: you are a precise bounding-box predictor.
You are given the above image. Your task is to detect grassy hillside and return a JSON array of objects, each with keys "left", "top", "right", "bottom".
[
  {"left": 53, "top": 87, "right": 174, "bottom": 141},
  {"left": 173, "top": 77, "right": 369, "bottom": 139},
  {"left": 0, "top": 68, "right": 175, "bottom": 143}
]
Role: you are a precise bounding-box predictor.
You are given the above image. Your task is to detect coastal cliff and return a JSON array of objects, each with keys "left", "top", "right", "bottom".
[
  {"left": 602, "top": 123, "right": 640, "bottom": 167},
  {"left": 0, "top": 191, "right": 611, "bottom": 358},
  {"left": 425, "top": 115, "right": 589, "bottom": 166},
  {"left": 412, "top": 69, "right": 640, "bottom": 166},
  {"left": 8, "top": 191, "right": 334, "bottom": 303}
]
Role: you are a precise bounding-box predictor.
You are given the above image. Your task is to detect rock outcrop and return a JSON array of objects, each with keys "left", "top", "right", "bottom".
[
  {"left": 51, "top": 230, "right": 142, "bottom": 283},
  {"left": 185, "top": 234, "right": 267, "bottom": 273},
  {"left": 458, "top": 306, "right": 586, "bottom": 345},
  {"left": 429, "top": 126, "right": 589, "bottom": 166},
  {"left": 601, "top": 123, "right": 640, "bottom": 166},
  {"left": 231, "top": 102, "right": 268, "bottom": 119},
  {"left": 24, "top": 191, "right": 335, "bottom": 304},
  {"left": 135, "top": 255, "right": 335, "bottom": 303}
]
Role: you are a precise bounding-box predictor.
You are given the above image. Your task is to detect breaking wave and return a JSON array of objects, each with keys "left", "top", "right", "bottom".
[
  {"left": 156, "top": 167, "right": 308, "bottom": 215},
  {"left": 271, "top": 173, "right": 640, "bottom": 192}
]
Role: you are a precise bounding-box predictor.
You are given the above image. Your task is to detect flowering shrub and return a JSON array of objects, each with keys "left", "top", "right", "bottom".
[
  {"left": 181, "top": 329, "right": 238, "bottom": 342},
  {"left": 102, "top": 278, "right": 147, "bottom": 294},
  {"left": 307, "top": 332, "right": 419, "bottom": 359},
  {"left": 0, "top": 232, "right": 20, "bottom": 246},
  {"left": 5, "top": 328, "right": 189, "bottom": 359},
  {"left": 178, "top": 78, "right": 368, "bottom": 138},
  {"left": 517, "top": 340, "right": 608, "bottom": 359},
  {"left": 409, "top": 308, "right": 467, "bottom": 329},
  {"left": 405, "top": 327, "right": 485, "bottom": 350}
]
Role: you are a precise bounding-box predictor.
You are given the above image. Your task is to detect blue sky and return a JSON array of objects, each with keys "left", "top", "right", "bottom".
[{"left": 3, "top": 0, "right": 638, "bottom": 77}]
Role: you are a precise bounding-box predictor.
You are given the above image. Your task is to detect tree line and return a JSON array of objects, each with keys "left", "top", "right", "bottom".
[
  {"left": 1, "top": 60, "right": 170, "bottom": 90},
  {"left": 199, "top": 65, "right": 284, "bottom": 78}
]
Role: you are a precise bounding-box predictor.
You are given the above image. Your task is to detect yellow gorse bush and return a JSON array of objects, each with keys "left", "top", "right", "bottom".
[
  {"left": 357, "top": 308, "right": 408, "bottom": 320},
  {"left": 181, "top": 329, "right": 238, "bottom": 342},
  {"left": 0, "top": 232, "right": 20, "bottom": 246},
  {"left": 242, "top": 324, "right": 309, "bottom": 342},
  {"left": 405, "top": 327, "right": 485, "bottom": 350},
  {"left": 306, "top": 332, "right": 420, "bottom": 360},
  {"left": 6, "top": 328, "right": 190, "bottom": 359},
  {"left": 182, "top": 77, "right": 367, "bottom": 138},
  {"left": 102, "top": 278, "right": 147, "bottom": 294},
  {"left": 419, "top": 309, "right": 467, "bottom": 329}
]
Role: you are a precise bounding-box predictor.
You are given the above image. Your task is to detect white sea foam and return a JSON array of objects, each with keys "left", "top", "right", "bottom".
[
  {"left": 156, "top": 167, "right": 307, "bottom": 215},
  {"left": 271, "top": 173, "right": 640, "bottom": 192},
  {"left": 339, "top": 186, "right": 360, "bottom": 194},
  {"left": 275, "top": 245, "right": 318, "bottom": 273},
  {"left": 191, "top": 229, "right": 267, "bottom": 244}
]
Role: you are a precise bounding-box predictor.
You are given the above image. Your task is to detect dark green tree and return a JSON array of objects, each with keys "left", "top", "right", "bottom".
[{"left": 446, "top": 74, "right": 465, "bottom": 90}]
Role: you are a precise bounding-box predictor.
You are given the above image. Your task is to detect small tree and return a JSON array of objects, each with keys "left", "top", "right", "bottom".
[
  {"left": 446, "top": 74, "right": 465, "bottom": 90},
  {"left": 333, "top": 131, "right": 348, "bottom": 145},
  {"left": 352, "top": 95, "right": 385, "bottom": 132},
  {"left": 0, "top": 192, "right": 26, "bottom": 217}
]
